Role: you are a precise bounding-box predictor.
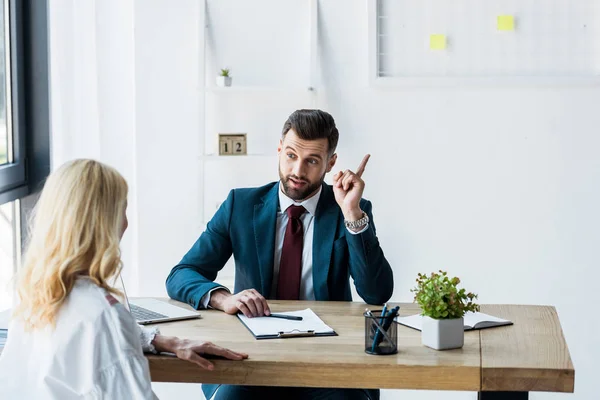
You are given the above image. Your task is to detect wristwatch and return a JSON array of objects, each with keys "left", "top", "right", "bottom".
[{"left": 344, "top": 211, "right": 369, "bottom": 230}]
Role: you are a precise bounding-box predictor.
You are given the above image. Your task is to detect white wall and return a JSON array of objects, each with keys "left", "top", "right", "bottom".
[
  {"left": 48, "top": 1, "right": 599, "bottom": 399},
  {"left": 317, "top": 4, "right": 600, "bottom": 400},
  {"left": 133, "top": 0, "right": 203, "bottom": 296}
]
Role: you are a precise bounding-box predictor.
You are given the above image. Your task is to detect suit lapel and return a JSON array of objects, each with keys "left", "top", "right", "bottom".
[
  {"left": 312, "top": 183, "right": 339, "bottom": 300},
  {"left": 253, "top": 184, "right": 279, "bottom": 298}
]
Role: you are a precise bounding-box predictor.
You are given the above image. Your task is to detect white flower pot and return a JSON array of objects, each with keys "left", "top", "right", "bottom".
[
  {"left": 216, "top": 76, "right": 232, "bottom": 87},
  {"left": 421, "top": 316, "right": 464, "bottom": 350}
]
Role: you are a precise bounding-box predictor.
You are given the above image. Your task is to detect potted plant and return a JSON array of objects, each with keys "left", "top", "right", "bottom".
[
  {"left": 216, "top": 67, "right": 232, "bottom": 87},
  {"left": 411, "top": 270, "right": 479, "bottom": 350}
]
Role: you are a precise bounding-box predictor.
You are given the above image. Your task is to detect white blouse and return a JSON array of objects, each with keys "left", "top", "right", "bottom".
[{"left": 0, "top": 279, "right": 160, "bottom": 399}]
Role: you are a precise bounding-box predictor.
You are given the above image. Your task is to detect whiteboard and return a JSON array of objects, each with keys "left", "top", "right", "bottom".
[{"left": 375, "top": 0, "right": 600, "bottom": 78}]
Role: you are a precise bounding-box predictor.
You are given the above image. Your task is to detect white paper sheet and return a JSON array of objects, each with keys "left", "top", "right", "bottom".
[{"left": 238, "top": 308, "right": 334, "bottom": 337}]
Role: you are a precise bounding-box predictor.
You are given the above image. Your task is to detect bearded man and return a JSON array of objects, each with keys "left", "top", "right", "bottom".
[{"left": 166, "top": 109, "right": 393, "bottom": 400}]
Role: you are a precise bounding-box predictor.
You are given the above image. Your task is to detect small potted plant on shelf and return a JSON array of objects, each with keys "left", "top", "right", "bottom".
[
  {"left": 411, "top": 270, "right": 479, "bottom": 350},
  {"left": 216, "top": 67, "right": 232, "bottom": 87}
]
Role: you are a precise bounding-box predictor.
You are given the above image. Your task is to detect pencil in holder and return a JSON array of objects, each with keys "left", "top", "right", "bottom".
[{"left": 364, "top": 309, "right": 398, "bottom": 355}]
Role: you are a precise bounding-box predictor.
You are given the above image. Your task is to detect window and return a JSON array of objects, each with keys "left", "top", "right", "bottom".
[
  {"left": 0, "top": 200, "right": 18, "bottom": 310},
  {"left": 0, "top": 0, "right": 27, "bottom": 200},
  {"left": 0, "top": 0, "right": 11, "bottom": 167},
  {"left": 0, "top": 0, "right": 50, "bottom": 311},
  {"left": 0, "top": 0, "right": 18, "bottom": 313}
]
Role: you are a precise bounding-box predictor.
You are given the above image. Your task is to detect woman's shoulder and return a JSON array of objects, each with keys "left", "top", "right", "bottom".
[
  {"left": 57, "top": 279, "right": 142, "bottom": 350},
  {"left": 60, "top": 279, "right": 136, "bottom": 336},
  {"left": 63, "top": 279, "right": 123, "bottom": 318}
]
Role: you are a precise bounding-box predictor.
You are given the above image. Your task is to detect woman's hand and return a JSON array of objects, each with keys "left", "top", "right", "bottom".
[{"left": 152, "top": 335, "right": 248, "bottom": 370}]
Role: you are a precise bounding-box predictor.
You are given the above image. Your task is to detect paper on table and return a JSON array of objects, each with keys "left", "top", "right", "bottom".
[
  {"left": 396, "top": 311, "right": 512, "bottom": 331},
  {"left": 238, "top": 308, "right": 334, "bottom": 337}
]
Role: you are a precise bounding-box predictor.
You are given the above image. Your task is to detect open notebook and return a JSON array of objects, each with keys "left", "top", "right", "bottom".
[
  {"left": 396, "top": 311, "right": 512, "bottom": 331},
  {"left": 238, "top": 308, "right": 337, "bottom": 339}
]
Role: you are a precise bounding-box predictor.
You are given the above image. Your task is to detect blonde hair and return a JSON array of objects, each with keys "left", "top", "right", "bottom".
[{"left": 14, "top": 159, "right": 128, "bottom": 330}]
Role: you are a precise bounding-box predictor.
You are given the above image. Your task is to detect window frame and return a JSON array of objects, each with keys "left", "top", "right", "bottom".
[
  {"left": 0, "top": 0, "right": 50, "bottom": 205},
  {"left": 0, "top": 0, "right": 25, "bottom": 198}
]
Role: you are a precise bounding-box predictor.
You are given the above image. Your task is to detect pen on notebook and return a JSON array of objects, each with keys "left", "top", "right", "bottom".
[{"left": 267, "top": 313, "right": 303, "bottom": 321}]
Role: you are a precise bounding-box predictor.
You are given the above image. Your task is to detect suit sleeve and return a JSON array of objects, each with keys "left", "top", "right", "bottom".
[
  {"left": 165, "top": 190, "right": 235, "bottom": 309},
  {"left": 344, "top": 200, "right": 394, "bottom": 305}
]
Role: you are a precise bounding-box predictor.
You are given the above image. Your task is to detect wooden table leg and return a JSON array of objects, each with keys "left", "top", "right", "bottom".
[{"left": 478, "top": 392, "right": 528, "bottom": 400}]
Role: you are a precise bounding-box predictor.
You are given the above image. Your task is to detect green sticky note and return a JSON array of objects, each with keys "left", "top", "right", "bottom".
[
  {"left": 429, "top": 34, "right": 446, "bottom": 50},
  {"left": 497, "top": 15, "right": 514, "bottom": 31}
]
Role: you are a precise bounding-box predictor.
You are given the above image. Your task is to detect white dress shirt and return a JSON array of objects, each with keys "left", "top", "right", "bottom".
[
  {"left": 270, "top": 184, "right": 322, "bottom": 300},
  {"left": 202, "top": 182, "right": 368, "bottom": 306}
]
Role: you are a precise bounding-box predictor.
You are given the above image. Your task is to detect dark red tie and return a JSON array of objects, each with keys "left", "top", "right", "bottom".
[{"left": 277, "top": 205, "right": 306, "bottom": 300}]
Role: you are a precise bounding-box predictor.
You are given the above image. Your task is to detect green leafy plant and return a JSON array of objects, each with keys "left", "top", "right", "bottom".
[
  {"left": 411, "top": 270, "right": 480, "bottom": 319},
  {"left": 219, "top": 68, "right": 230, "bottom": 77}
]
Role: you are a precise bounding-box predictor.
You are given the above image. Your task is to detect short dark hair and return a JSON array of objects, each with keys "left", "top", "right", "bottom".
[{"left": 281, "top": 109, "right": 339, "bottom": 156}]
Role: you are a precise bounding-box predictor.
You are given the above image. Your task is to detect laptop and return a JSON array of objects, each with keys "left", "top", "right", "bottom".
[{"left": 120, "top": 276, "right": 201, "bottom": 325}]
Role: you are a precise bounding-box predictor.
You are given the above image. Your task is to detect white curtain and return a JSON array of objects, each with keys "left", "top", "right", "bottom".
[
  {"left": 48, "top": 0, "right": 139, "bottom": 292},
  {"left": 47, "top": 0, "right": 203, "bottom": 299}
]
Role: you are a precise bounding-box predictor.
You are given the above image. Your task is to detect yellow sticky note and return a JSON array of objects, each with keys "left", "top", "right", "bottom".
[
  {"left": 429, "top": 34, "right": 446, "bottom": 50},
  {"left": 497, "top": 15, "right": 514, "bottom": 31}
]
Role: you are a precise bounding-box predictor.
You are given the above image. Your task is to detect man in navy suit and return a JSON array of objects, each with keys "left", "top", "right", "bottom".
[{"left": 166, "top": 109, "right": 393, "bottom": 400}]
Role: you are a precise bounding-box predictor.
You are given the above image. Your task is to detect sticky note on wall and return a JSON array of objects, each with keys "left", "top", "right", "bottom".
[
  {"left": 429, "top": 34, "right": 446, "bottom": 50},
  {"left": 497, "top": 15, "right": 514, "bottom": 31}
]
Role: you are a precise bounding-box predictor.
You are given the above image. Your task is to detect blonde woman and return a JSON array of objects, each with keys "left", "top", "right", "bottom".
[{"left": 0, "top": 159, "right": 247, "bottom": 399}]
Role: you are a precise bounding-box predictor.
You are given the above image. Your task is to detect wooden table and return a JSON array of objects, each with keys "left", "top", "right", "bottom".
[{"left": 146, "top": 300, "right": 574, "bottom": 399}]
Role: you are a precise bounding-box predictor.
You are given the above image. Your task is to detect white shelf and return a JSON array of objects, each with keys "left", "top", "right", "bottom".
[
  {"left": 371, "top": 75, "right": 600, "bottom": 88},
  {"left": 204, "top": 86, "right": 316, "bottom": 94},
  {"left": 199, "top": 154, "right": 274, "bottom": 159}
]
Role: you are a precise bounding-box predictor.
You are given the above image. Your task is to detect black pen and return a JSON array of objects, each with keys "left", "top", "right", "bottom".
[{"left": 267, "top": 313, "right": 303, "bottom": 321}]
